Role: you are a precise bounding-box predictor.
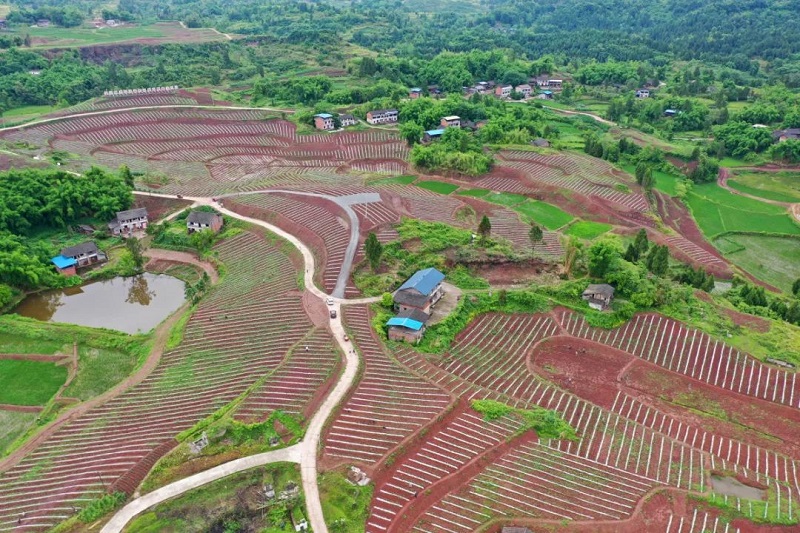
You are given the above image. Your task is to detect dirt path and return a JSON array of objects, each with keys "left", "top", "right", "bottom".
[
  {"left": 103, "top": 193, "right": 364, "bottom": 533},
  {"left": 542, "top": 105, "right": 616, "bottom": 126},
  {"left": 144, "top": 248, "right": 219, "bottom": 284},
  {"left": 717, "top": 167, "right": 793, "bottom": 207}
]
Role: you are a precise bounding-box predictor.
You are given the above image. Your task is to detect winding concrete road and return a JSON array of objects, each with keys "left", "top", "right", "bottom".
[{"left": 101, "top": 192, "right": 366, "bottom": 533}]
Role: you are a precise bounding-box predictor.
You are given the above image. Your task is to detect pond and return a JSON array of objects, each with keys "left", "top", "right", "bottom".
[
  {"left": 14, "top": 273, "right": 186, "bottom": 334},
  {"left": 710, "top": 475, "right": 767, "bottom": 500}
]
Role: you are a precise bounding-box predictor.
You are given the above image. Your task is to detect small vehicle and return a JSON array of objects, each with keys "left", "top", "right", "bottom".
[
  {"left": 330, "top": 310, "right": 337, "bottom": 319},
  {"left": 344, "top": 334, "right": 349, "bottom": 342},
  {"left": 326, "top": 297, "right": 334, "bottom": 306},
  {"left": 176, "top": 194, "right": 183, "bottom": 199}
]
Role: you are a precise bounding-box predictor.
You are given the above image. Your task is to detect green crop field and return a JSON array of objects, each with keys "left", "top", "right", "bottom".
[
  {"left": 373, "top": 175, "right": 417, "bottom": 185},
  {"left": 712, "top": 234, "right": 800, "bottom": 292},
  {"left": 456, "top": 188, "right": 491, "bottom": 197},
  {"left": 513, "top": 200, "right": 574, "bottom": 230},
  {"left": 685, "top": 185, "right": 800, "bottom": 238},
  {"left": 728, "top": 172, "right": 800, "bottom": 203},
  {"left": 564, "top": 220, "right": 612, "bottom": 239},
  {"left": 416, "top": 180, "right": 459, "bottom": 195},
  {"left": 15, "top": 22, "right": 226, "bottom": 49},
  {"left": 0, "top": 411, "right": 38, "bottom": 455},
  {"left": 0, "top": 359, "right": 67, "bottom": 405}
]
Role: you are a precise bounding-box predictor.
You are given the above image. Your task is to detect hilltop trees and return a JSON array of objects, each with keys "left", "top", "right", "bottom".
[
  {"left": 477, "top": 215, "right": 492, "bottom": 240},
  {"left": 529, "top": 224, "right": 543, "bottom": 253},
  {"left": 364, "top": 232, "right": 384, "bottom": 271}
]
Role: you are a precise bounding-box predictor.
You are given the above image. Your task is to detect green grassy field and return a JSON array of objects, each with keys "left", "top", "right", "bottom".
[
  {"left": 685, "top": 184, "right": 800, "bottom": 238},
  {"left": 0, "top": 359, "right": 67, "bottom": 405},
  {"left": 620, "top": 163, "right": 680, "bottom": 196},
  {"left": 320, "top": 469, "right": 373, "bottom": 533},
  {"left": 0, "top": 411, "right": 38, "bottom": 455},
  {"left": 416, "top": 180, "right": 459, "bottom": 195},
  {"left": 514, "top": 200, "right": 574, "bottom": 230},
  {"left": 128, "top": 464, "right": 302, "bottom": 532},
  {"left": 712, "top": 234, "right": 800, "bottom": 292},
  {"left": 564, "top": 220, "right": 612, "bottom": 239},
  {"left": 728, "top": 172, "right": 800, "bottom": 203}
]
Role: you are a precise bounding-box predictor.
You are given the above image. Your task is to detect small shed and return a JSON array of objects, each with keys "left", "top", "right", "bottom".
[
  {"left": 531, "top": 138, "right": 550, "bottom": 148},
  {"left": 51, "top": 255, "right": 78, "bottom": 276},
  {"left": 387, "top": 308, "right": 431, "bottom": 343},
  {"left": 582, "top": 284, "right": 615, "bottom": 311},
  {"left": 423, "top": 129, "right": 445, "bottom": 143}
]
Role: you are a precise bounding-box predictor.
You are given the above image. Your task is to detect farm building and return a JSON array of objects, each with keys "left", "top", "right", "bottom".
[
  {"left": 394, "top": 267, "right": 445, "bottom": 314},
  {"left": 515, "top": 84, "right": 532, "bottom": 98},
  {"left": 664, "top": 109, "right": 678, "bottom": 117},
  {"left": 536, "top": 90, "right": 553, "bottom": 100},
  {"left": 366, "top": 109, "right": 398, "bottom": 125},
  {"left": 635, "top": 88, "right": 651, "bottom": 98},
  {"left": 440, "top": 115, "right": 461, "bottom": 128},
  {"left": 386, "top": 308, "right": 431, "bottom": 343},
  {"left": 313, "top": 113, "right": 335, "bottom": 131},
  {"left": 495, "top": 85, "right": 513, "bottom": 98},
  {"left": 340, "top": 114, "right": 358, "bottom": 127},
  {"left": 60, "top": 241, "right": 105, "bottom": 267},
  {"left": 187, "top": 211, "right": 224, "bottom": 233},
  {"left": 108, "top": 208, "right": 148, "bottom": 235},
  {"left": 582, "top": 284, "right": 615, "bottom": 311},
  {"left": 51, "top": 255, "right": 77, "bottom": 277},
  {"left": 423, "top": 129, "right": 445, "bottom": 142},
  {"left": 409, "top": 87, "right": 423, "bottom": 99},
  {"left": 773, "top": 128, "right": 800, "bottom": 142},
  {"left": 531, "top": 138, "right": 551, "bottom": 148}
]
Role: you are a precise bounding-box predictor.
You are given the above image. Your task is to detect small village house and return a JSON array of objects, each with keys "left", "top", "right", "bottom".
[
  {"left": 366, "top": 109, "right": 398, "bottom": 125},
  {"left": 635, "top": 88, "right": 651, "bottom": 98},
  {"left": 547, "top": 79, "right": 563, "bottom": 90},
  {"left": 339, "top": 114, "right": 358, "bottom": 127},
  {"left": 60, "top": 242, "right": 104, "bottom": 267},
  {"left": 423, "top": 129, "right": 445, "bottom": 143},
  {"left": 393, "top": 267, "right": 445, "bottom": 314},
  {"left": 108, "top": 208, "right": 148, "bottom": 235},
  {"left": 495, "top": 85, "right": 513, "bottom": 98},
  {"left": 36, "top": 19, "right": 50, "bottom": 27},
  {"left": 582, "top": 284, "right": 615, "bottom": 311},
  {"left": 409, "top": 87, "right": 423, "bottom": 99},
  {"left": 313, "top": 113, "right": 335, "bottom": 131},
  {"left": 51, "top": 255, "right": 77, "bottom": 277},
  {"left": 386, "top": 308, "right": 431, "bottom": 343},
  {"left": 531, "top": 138, "right": 550, "bottom": 148},
  {"left": 187, "top": 211, "right": 224, "bottom": 233},
  {"left": 773, "top": 128, "right": 800, "bottom": 142},
  {"left": 440, "top": 115, "right": 461, "bottom": 128},
  {"left": 536, "top": 90, "right": 553, "bottom": 100},
  {"left": 515, "top": 84, "right": 532, "bottom": 98}
]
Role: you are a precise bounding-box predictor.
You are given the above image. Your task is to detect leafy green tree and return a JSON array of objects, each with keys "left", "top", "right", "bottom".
[
  {"left": 125, "top": 237, "right": 145, "bottom": 271},
  {"left": 645, "top": 244, "right": 670, "bottom": 276},
  {"left": 793, "top": 278, "right": 800, "bottom": 297},
  {"left": 477, "top": 215, "right": 491, "bottom": 240},
  {"left": 119, "top": 165, "right": 135, "bottom": 189},
  {"left": 380, "top": 292, "right": 393, "bottom": 308},
  {"left": 399, "top": 121, "right": 424, "bottom": 146},
  {"left": 528, "top": 224, "right": 543, "bottom": 253},
  {"left": 587, "top": 238, "right": 623, "bottom": 278},
  {"left": 634, "top": 229, "right": 649, "bottom": 256},
  {"left": 364, "top": 232, "right": 383, "bottom": 271}
]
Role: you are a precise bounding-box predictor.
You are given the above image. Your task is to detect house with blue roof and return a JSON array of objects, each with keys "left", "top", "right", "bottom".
[
  {"left": 314, "top": 113, "right": 335, "bottom": 131},
  {"left": 393, "top": 267, "right": 445, "bottom": 314},
  {"left": 409, "top": 87, "right": 423, "bottom": 99},
  {"left": 386, "top": 308, "right": 431, "bottom": 343},
  {"left": 51, "top": 255, "right": 78, "bottom": 276},
  {"left": 423, "top": 129, "right": 445, "bottom": 143}
]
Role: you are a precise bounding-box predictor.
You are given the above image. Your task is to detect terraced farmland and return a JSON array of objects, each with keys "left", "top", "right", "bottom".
[
  {"left": 0, "top": 231, "right": 316, "bottom": 530},
  {"left": 361, "top": 308, "right": 800, "bottom": 530}
]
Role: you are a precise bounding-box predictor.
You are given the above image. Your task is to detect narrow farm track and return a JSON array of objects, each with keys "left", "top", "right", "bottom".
[{"left": 96, "top": 195, "right": 362, "bottom": 533}]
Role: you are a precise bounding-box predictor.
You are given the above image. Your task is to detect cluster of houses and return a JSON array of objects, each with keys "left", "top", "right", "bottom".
[
  {"left": 52, "top": 207, "right": 224, "bottom": 276},
  {"left": 103, "top": 86, "right": 179, "bottom": 98},
  {"left": 466, "top": 77, "right": 563, "bottom": 101},
  {"left": 312, "top": 112, "right": 362, "bottom": 130},
  {"left": 386, "top": 267, "right": 445, "bottom": 343}
]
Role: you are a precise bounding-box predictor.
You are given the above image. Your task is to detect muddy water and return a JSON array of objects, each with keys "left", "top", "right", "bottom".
[
  {"left": 710, "top": 475, "right": 766, "bottom": 500},
  {"left": 14, "top": 273, "right": 186, "bottom": 334}
]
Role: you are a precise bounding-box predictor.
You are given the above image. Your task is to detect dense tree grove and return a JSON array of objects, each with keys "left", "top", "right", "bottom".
[{"left": 0, "top": 167, "right": 132, "bottom": 235}]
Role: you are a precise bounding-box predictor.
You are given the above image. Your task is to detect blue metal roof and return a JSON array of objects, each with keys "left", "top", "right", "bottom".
[
  {"left": 542, "top": 90, "right": 553, "bottom": 95},
  {"left": 315, "top": 113, "right": 333, "bottom": 118},
  {"left": 386, "top": 317, "right": 424, "bottom": 331},
  {"left": 51, "top": 255, "right": 77, "bottom": 269},
  {"left": 398, "top": 268, "right": 444, "bottom": 296},
  {"left": 425, "top": 129, "right": 445, "bottom": 136},
  {"left": 410, "top": 87, "right": 422, "bottom": 92}
]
